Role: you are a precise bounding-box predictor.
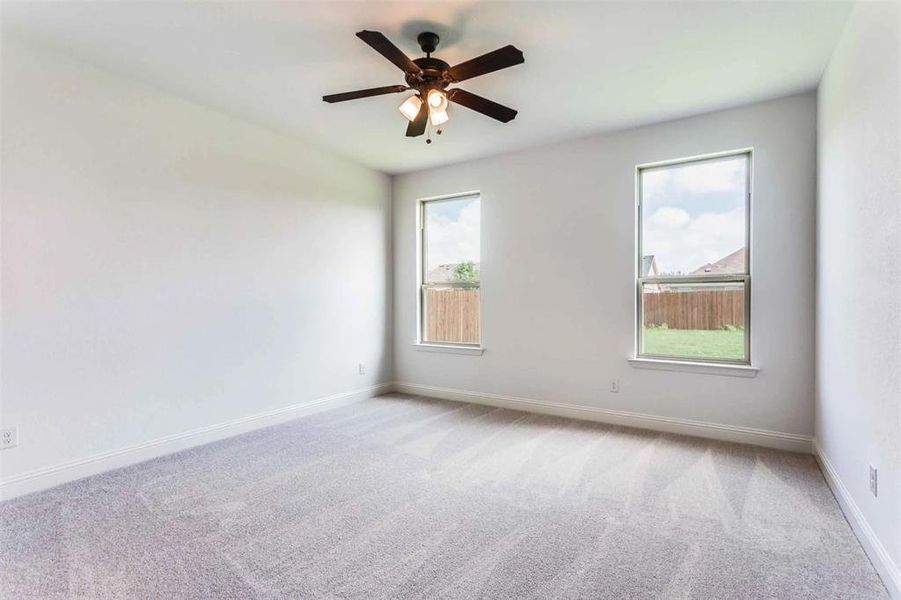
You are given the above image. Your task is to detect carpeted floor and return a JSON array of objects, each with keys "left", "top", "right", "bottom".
[{"left": 0, "top": 394, "right": 887, "bottom": 598}]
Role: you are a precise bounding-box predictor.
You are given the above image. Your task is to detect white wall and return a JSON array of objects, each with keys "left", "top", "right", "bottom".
[
  {"left": 816, "top": 1, "right": 901, "bottom": 595},
  {"left": 394, "top": 93, "right": 816, "bottom": 438},
  {"left": 0, "top": 36, "right": 392, "bottom": 487}
]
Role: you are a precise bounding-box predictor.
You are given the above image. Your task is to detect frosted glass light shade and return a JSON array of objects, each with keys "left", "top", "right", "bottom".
[
  {"left": 429, "top": 107, "right": 449, "bottom": 126},
  {"left": 399, "top": 95, "right": 422, "bottom": 121}
]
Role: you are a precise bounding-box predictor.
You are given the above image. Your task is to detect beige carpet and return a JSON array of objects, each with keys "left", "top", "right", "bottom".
[{"left": 0, "top": 393, "right": 888, "bottom": 598}]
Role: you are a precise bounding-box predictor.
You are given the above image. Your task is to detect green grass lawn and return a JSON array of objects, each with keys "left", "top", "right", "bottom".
[{"left": 642, "top": 327, "right": 745, "bottom": 360}]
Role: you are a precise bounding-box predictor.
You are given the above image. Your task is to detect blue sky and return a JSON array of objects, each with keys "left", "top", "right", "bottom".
[
  {"left": 641, "top": 156, "right": 747, "bottom": 275},
  {"left": 425, "top": 197, "right": 480, "bottom": 271}
]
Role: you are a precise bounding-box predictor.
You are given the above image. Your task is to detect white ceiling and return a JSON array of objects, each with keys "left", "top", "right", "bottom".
[{"left": 3, "top": 1, "right": 851, "bottom": 174}]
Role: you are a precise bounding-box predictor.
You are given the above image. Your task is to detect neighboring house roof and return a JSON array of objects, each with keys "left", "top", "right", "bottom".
[
  {"left": 690, "top": 248, "right": 746, "bottom": 275},
  {"left": 427, "top": 262, "right": 481, "bottom": 283},
  {"left": 641, "top": 255, "right": 658, "bottom": 277}
]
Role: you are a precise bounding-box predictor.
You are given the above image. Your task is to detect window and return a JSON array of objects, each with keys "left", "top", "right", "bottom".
[
  {"left": 637, "top": 151, "right": 750, "bottom": 364},
  {"left": 419, "top": 193, "right": 481, "bottom": 347}
]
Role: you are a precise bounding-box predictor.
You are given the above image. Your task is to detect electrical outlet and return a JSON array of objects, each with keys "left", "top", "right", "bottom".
[
  {"left": 869, "top": 465, "right": 878, "bottom": 497},
  {"left": 1, "top": 427, "right": 17, "bottom": 450},
  {"left": 358, "top": 363, "right": 366, "bottom": 376},
  {"left": 610, "top": 379, "right": 620, "bottom": 393}
]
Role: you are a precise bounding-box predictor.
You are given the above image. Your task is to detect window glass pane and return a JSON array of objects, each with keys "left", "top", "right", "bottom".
[
  {"left": 423, "top": 287, "right": 480, "bottom": 344},
  {"left": 641, "top": 155, "right": 748, "bottom": 277},
  {"left": 422, "top": 195, "right": 480, "bottom": 345},
  {"left": 424, "top": 196, "right": 480, "bottom": 284},
  {"left": 641, "top": 281, "right": 746, "bottom": 361}
]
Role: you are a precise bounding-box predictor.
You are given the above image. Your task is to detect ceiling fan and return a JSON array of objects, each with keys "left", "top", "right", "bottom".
[{"left": 323, "top": 31, "right": 524, "bottom": 142}]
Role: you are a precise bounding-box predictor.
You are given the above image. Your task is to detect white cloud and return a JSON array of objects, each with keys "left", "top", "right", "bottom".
[
  {"left": 643, "top": 156, "right": 745, "bottom": 199},
  {"left": 673, "top": 158, "right": 745, "bottom": 193},
  {"left": 426, "top": 200, "right": 480, "bottom": 270},
  {"left": 644, "top": 206, "right": 744, "bottom": 274},
  {"left": 648, "top": 206, "right": 690, "bottom": 229}
]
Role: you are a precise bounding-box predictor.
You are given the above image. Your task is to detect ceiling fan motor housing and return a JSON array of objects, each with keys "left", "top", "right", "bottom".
[
  {"left": 406, "top": 33, "right": 452, "bottom": 95},
  {"left": 406, "top": 57, "right": 452, "bottom": 94}
]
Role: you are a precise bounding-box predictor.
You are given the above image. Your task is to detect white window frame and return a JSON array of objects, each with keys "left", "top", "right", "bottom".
[
  {"left": 415, "top": 191, "right": 483, "bottom": 353},
  {"left": 635, "top": 149, "right": 752, "bottom": 366}
]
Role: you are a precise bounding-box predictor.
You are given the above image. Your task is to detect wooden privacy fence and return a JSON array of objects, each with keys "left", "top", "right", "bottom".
[
  {"left": 643, "top": 289, "right": 745, "bottom": 330},
  {"left": 424, "top": 288, "right": 741, "bottom": 339},
  {"left": 425, "top": 288, "right": 480, "bottom": 343}
]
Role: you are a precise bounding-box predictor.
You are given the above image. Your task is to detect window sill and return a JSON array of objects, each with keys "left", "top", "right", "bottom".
[
  {"left": 628, "top": 357, "right": 758, "bottom": 378},
  {"left": 412, "top": 343, "right": 484, "bottom": 356}
]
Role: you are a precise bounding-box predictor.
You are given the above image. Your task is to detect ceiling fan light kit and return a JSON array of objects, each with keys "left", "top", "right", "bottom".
[{"left": 323, "top": 30, "right": 524, "bottom": 143}]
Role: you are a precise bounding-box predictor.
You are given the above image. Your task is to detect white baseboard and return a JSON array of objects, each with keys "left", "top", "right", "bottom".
[
  {"left": 814, "top": 441, "right": 900, "bottom": 599},
  {"left": 0, "top": 382, "right": 391, "bottom": 502},
  {"left": 393, "top": 382, "right": 813, "bottom": 453}
]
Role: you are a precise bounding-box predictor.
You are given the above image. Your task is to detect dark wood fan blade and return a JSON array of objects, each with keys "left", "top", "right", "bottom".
[
  {"left": 448, "top": 45, "right": 524, "bottom": 82},
  {"left": 322, "top": 85, "right": 408, "bottom": 103},
  {"left": 405, "top": 99, "right": 429, "bottom": 137},
  {"left": 447, "top": 88, "right": 518, "bottom": 123},
  {"left": 356, "top": 30, "right": 422, "bottom": 74}
]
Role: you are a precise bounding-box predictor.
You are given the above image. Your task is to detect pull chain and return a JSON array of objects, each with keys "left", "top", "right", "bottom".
[{"left": 425, "top": 122, "right": 444, "bottom": 144}]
